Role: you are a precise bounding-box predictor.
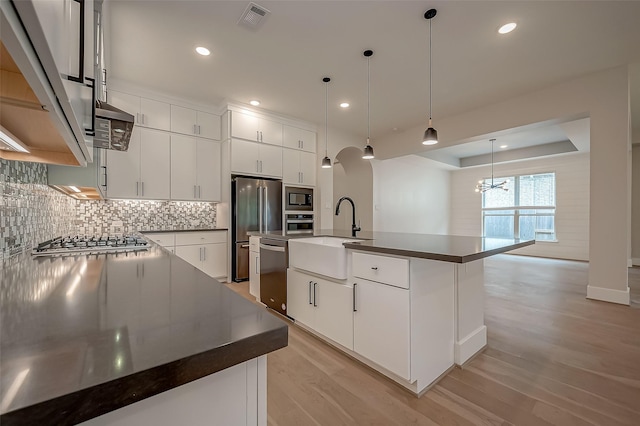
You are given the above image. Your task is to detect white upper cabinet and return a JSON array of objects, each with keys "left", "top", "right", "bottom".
[
  {"left": 231, "top": 139, "right": 282, "bottom": 178},
  {"left": 106, "top": 127, "right": 170, "bottom": 200},
  {"left": 109, "top": 90, "right": 171, "bottom": 131},
  {"left": 283, "top": 125, "right": 316, "bottom": 153},
  {"left": 170, "top": 105, "right": 221, "bottom": 140},
  {"left": 170, "top": 134, "right": 221, "bottom": 201},
  {"left": 283, "top": 149, "right": 316, "bottom": 186},
  {"left": 231, "top": 111, "right": 283, "bottom": 146}
]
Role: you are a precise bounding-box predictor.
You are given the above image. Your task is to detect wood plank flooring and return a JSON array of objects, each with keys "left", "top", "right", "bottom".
[{"left": 225, "top": 255, "right": 640, "bottom": 426}]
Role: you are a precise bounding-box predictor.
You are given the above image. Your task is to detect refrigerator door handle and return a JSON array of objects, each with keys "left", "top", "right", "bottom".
[
  {"left": 264, "top": 185, "right": 269, "bottom": 232},
  {"left": 258, "top": 185, "right": 264, "bottom": 233}
]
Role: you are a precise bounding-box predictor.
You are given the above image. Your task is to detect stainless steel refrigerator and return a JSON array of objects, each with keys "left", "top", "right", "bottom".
[{"left": 232, "top": 176, "right": 282, "bottom": 282}]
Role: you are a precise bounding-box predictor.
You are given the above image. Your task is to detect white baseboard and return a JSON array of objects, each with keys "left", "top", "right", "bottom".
[
  {"left": 586, "top": 285, "right": 630, "bottom": 305},
  {"left": 632, "top": 258, "right": 640, "bottom": 267},
  {"left": 455, "top": 325, "right": 487, "bottom": 366}
]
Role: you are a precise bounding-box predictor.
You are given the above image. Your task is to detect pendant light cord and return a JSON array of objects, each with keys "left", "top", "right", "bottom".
[
  {"left": 367, "top": 55, "right": 371, "bottom": 143},
  {"left": 325, "top": 80, "right": 329, "bottom": 156},
  {"left": 429, "top": 17, "right": 432, "bottom": 122},
  {"left": 490, "top": 139, "right": 495, "bottom": 185}
]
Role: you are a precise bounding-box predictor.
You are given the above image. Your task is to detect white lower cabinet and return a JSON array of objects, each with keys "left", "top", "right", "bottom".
[
  {"left": 287, "top": 269, "right": 353, "bottom": 349},
  {"left": 144, "top": 233, "right": 175, "bottom": 253},
  {"left": 249, "top": 236, "right": 261, "bottom": 299},
  {"left": 287, "top": 250, "right": 455, "bottom": 394},
  {"left": 173, "top": 231, "right": 227, "bottom": 280},
  {"left": 353, "top": 279, "right": 411, "bottom": 380}
]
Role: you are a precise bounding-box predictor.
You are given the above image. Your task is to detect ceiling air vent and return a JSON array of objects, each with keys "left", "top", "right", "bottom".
[{"left": 238, "top": 2, "right": 270, "bottom": 28}]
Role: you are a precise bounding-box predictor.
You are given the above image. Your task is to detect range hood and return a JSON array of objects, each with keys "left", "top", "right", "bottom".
[{"left": 94, "top": 101, "right": 134, "bottom": 151}]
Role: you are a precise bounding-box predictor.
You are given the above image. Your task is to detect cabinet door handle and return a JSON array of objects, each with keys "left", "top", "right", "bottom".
[
  {"left": 260, "top": 131, "right": 263, "bottom": 142},
  {"left": 353, "top": 283, "right": 357, "bottom": 312},
  {"left": 141, "top": 113, "right": 146, "bottom": 125},
  {"left": 141, "top": 182, "right": 144, "bottom": 196},
  {"left": 198, "top": 125, "right": 201, "bottom": 135},
  {"left": 256, "top": 256, "right": 259, "bottom": 273},
  {"left": 202, "top": 247, "right": 206, "bottom": 261},
  {"left": 66, "top": 0, "right": 85, "bottom": 83},
  {"left": 308, "top": 281, "right": 313, "bottom": 305},
  {"left": 136, "top": 181, "right": 139, "bottom": 196},
  {"left": 198, "top": 185, "right": 201, "bottom": 198},
  {"left": 85, "top": 77, "right": 96, "bottom": 135},
  {"left": 193, "top": 124, "right": 197, "bottom": 135},
  {"left": 101, "top": 166, "right": 107, "bottom": 188},
  {"left": 371, "top": 266, "right": 378, "bottom": 271},
  {"left": 256, "top": 130, "right": 260, "bottom": 141},
  {"left": 301, "top": 172, "right": 304, "bottom": 183},
  {"left": 199, "top": 247, "right": 203, "bottom": 261},
  {"left": 260, "top": 161, "right": 263, "bottom": 173},
  {"left": 313, "top": 282, "right": 318, "bottom": 307}
]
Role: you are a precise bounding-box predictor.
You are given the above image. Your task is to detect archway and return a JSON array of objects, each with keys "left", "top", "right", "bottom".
[{"left": 332, "top": 146, "right": 373, "bottom": 232}]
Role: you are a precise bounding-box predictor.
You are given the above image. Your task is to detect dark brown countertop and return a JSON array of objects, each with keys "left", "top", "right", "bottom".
[
  {"left": 250, "top": 230, "right": 533, "bottom": 263},
  {"left": 0, "top": 245, "right": 287, "bottom": 425},
  {"left": 141, "top": 228, "right": 228, "bottom": 233}
]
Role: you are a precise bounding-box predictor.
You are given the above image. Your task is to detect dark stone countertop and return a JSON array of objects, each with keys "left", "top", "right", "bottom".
[
  {"left": 0, "top": 245, "right": 287, "bottom": 425},
  {"left": 250, "top": 230, "right": 534, "bottom": 263},
  {"left": 141, "top": 228, "right": 228, "bottom": 233}
]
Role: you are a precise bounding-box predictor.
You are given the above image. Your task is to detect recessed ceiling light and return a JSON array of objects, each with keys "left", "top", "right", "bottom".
[
  {"left": 339, "top": 102, "right": 350, "bottom": 108},
  {"left": 250, "top": 100, "right": 260, "bottom": 106},
  {"left": 500, "top": 144, "right": 508, "bottom": 149},
  {"left": 195, "top": 46, "right": 210, "bottom": 56},
  {"left": 498, "top": 22, "right": 517, "bottom": 34}
]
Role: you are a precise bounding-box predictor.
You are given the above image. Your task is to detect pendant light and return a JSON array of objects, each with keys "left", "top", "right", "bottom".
[
  {"left": 321, "top": 77, "right": 332, "bottom": 168},
  {"left": 422, "top": 9, "right": 438, "bottom": 145},
  {"left": 475, "top": 139, "right": 509, "bottom": 192},
  {"left": 362, "top": 49, "right": 375, "bottom": 159}
]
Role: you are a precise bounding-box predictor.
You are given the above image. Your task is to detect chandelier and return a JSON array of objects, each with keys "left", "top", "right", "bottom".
[{"left": 475, "top": 139, "right": 509, "bottom": 193}]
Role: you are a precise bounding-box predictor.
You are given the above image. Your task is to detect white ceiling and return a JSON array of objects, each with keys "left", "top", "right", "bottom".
[{"left": 106, "top": 1, "right": 640, "bottom": 157}]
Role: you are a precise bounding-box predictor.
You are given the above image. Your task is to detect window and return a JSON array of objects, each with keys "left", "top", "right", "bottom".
[{"left": 481, "top": 172, "right": 556, "bottom": 241}]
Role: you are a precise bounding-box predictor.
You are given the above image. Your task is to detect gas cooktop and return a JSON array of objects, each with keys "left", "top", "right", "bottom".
[{"left": 32, "top": 235, "right": 149, "bottom": 257}]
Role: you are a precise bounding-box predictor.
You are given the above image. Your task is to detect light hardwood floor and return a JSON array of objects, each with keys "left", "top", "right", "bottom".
[{"left": 225, "top": 255, "right": 640, "bottom": 426}]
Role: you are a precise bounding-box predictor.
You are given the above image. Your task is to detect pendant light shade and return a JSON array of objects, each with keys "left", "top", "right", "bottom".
[
  {"left": 321, "top": 77, "right": 332, "bottom": 168},
  {"left": 422, "top": 9, "right": 438, "bottom": 146},
  {"left": 362, "top": 49, "right": 375, "bottom": 160}
]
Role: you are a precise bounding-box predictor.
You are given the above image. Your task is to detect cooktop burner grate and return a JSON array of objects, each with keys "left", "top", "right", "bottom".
[{"left": 32, "top": 235, "right": 149, "bottom": 257}]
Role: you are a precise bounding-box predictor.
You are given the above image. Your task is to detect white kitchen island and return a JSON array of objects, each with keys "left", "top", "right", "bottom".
[{"left": 283, "top": 231, "right": 534, "bottom": 395}]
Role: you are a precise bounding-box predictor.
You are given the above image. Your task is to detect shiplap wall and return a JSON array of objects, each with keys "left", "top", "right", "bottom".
[{"left": 450, "top": 152, "right": 590, "bottom": 261}]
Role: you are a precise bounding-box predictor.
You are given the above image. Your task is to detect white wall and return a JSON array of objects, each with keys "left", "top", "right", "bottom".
[
  {"left": 632, "top": 145, "right": 640, "bottom": 265},
  {"left": 451, "top": 152, "right": 590, "bottom": 261},
  {"left": 372, "top": 155, "right": 450, "bottom": 234}
]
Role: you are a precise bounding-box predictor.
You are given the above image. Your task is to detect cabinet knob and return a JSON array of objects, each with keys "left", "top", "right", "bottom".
[{"left": 371, "top": 266, "right": 378, "bottom": 270}]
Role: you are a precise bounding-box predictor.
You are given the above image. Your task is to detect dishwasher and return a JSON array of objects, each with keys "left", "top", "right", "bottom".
[{"left": 260, "top": 238, "right": 288, "bottom": 316}]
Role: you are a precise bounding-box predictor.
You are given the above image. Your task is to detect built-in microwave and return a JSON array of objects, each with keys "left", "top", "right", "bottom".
[{"left": 285, "top": 186, "right": 313, "bottom": 211}]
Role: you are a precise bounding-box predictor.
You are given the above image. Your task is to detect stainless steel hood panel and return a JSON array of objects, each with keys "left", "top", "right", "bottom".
[{"left": 94, "top": 101, "right": 134, "bottom": 151}]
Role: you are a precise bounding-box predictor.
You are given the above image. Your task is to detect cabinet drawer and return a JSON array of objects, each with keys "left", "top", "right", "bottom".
[
  {"left": 352, "top": 252, "right": 409, "bottom": 289},
  {"left": 145, "top": 233, "right": 175, "bottom": 247},
  {"left": 175, "top": 231, "right": 226, "bottom": 246}
]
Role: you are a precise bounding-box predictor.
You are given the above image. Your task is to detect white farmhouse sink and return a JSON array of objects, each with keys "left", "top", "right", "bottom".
[{"left": 288, "top": 237, "right": 363, "bottom": 279}]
